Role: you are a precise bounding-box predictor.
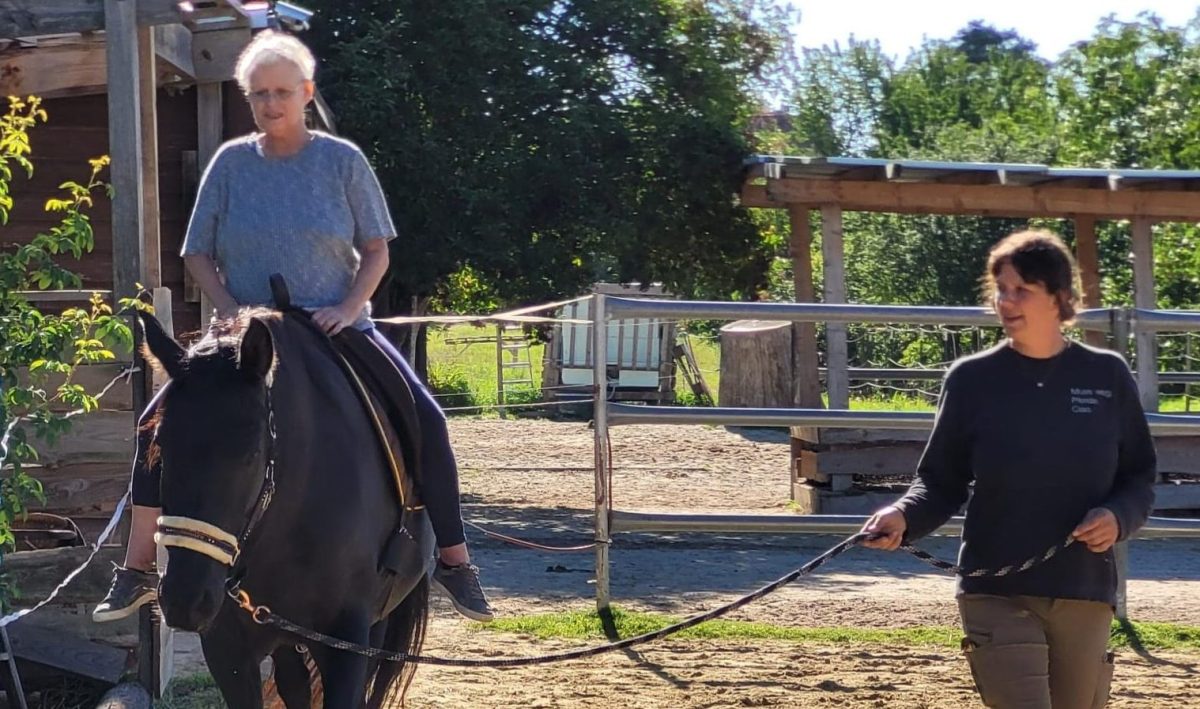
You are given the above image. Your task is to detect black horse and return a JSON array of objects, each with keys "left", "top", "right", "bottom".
[{"left": 141, "top": 309, "right": 434, "bottom": 708}]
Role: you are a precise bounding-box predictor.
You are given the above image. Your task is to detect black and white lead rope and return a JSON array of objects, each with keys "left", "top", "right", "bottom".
[
  {"left": 229, "top": 532, "right": 1078, "bottom": 668},
  {"left": 900, "top": 535, "right": 1075, "bottom": 578}
]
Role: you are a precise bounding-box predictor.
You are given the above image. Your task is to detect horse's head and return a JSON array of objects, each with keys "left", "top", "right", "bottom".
[{"left": 141, "top": 311, "right": 278, "bottom": 633}]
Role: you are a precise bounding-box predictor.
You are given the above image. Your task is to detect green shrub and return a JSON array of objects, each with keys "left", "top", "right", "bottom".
[
  {"left": 500, "top": 386, "right": 541, "bottom": 408},
  {"left": 427, "top": 364, "right": 477, "bottom": 412}
]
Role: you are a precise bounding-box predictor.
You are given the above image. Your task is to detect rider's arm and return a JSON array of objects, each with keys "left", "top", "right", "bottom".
[
  {"left": 184, "top": 254, "right": 239, "bottom": 318},
  {"left": 343, "top": 239, "right": 389, "bottom": 316}
]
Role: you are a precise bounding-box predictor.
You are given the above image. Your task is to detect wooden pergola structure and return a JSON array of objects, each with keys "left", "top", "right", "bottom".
[{"left": 741, "top": 155, "right": 1200, "bottom": 414}]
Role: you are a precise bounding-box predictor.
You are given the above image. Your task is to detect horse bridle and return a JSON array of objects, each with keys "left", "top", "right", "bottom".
[{"left": 154, "top": 387, "right": 278, "bottom": 588}]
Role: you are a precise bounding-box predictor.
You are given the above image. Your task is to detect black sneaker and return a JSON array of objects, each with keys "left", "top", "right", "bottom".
[
  {"left": 92, "top": 566, "right": 157, "bottom": 623},
  {"left": 431, "top": 562, "right": 495, "bottom": 622}
]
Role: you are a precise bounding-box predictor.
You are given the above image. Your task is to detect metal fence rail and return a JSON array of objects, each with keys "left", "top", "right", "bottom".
[
  {"left": 604, "top": 297, "right": 1116, "bottom": 330},
  {"left": 592, "top": 295, "right": 1200, "bottom": 619},
  {"left": 610, "top": 512, "right": 1200, "bottom": 539}
]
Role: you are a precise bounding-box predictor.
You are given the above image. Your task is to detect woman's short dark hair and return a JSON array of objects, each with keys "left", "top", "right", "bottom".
[{"left": 983, "top": 229, "right": 1082, "bottom": 322}]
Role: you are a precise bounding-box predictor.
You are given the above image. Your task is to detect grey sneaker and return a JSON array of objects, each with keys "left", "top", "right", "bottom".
[
  {"left": 431, "top": 562, "right": 495, "bottom": 622},
  {"left": 92, "top": 566, "right": 157, "bottom": 623}
]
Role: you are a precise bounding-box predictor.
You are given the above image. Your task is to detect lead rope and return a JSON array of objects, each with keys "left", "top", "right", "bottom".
[{"left": 228, "top": 532, "right": 1075, "bottom": 667}]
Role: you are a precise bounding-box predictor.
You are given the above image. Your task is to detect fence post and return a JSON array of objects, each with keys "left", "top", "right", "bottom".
[
  {"left": 1131, "top": 218, "right": 1159, "bottom": 412},
  {"left": 592, "top": 294, "right": 611, "bottom": 610},
  {"left": 495, "top": 325, "right": 506, "bottom": 418},
  {"left": 820, "top": 206, "right": 849, "bottom": 409},
  {"left": 1110, "top": 307, "right": 1133, "bottom": 621}
]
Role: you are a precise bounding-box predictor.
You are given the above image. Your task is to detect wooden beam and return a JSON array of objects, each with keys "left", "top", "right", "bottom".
[
  {"left": 1073, "top": 217, "right": 1106, "bottom": 348},
  {"left": 180, "top": 150, "right": 201, "bottom": 303},
  {"left": 742, "top": 177, "right": 1200, "bottom": 221},
  {"left": 139, "top": 24, "right": 161, "bottom": 289},
  {"left": 820, "top": 205, "right": 849, "bottom": 417},
  {"left": 0, "top": 0, "right": 183, "bottom": 38},
  {"left": 788, "top": 205, "right": 822, "bottom": 409},
  {"left": 195, "top": 81, "right": 223, "bottom": 320},
  {"left": 152, "top": 22, "right": 193, "bottom": 79},
  {"left": 788, "top": 204, "right": 823, "bottom": 492},
  {"left": 1131, "top": 218, "right": 1158, "bottom": 411},
  {"left": 106, "top": 0, "right": 144, "bottom": 306},
  {"left": 191, "top": 25, "right": 249, "bottom": 83},
  {"left": 0, "top": 42, "right": 107, "bottom": 98}
]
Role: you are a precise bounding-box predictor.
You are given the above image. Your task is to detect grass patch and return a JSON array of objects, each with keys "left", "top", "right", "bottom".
[
  {"left": 478, "top": 608, "right": 1200, "bottom": 653},
  {"left": 156, "top": 674, "right": 221, "bottom": 709},
  {"left": 1111, "top": 619, "right": 1200, "bottom": 651},
  {"left": 480, "top": 607, "right": 961, "bottom": 647}
]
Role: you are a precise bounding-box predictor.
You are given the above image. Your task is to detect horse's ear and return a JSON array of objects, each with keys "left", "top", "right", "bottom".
[
  {"left": 238, "top": 318, "right": 276, "bottom": 382},
  {"left": 138, "top": 311, "right": 185, "bottom": 380}
]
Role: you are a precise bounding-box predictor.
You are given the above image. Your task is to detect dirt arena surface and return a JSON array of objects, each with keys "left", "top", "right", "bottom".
[{"left": 177, "top": 419, "right": 1200, "bottom": 707}]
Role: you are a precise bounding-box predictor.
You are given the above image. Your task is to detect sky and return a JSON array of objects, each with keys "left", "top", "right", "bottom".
[{"left": 784, "top": 0, "right": 1199, "bottom": 61}]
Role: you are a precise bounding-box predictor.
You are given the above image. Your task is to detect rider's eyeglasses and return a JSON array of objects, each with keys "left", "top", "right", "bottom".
[{"left": 247, "top": 85, "right": 302, "bottom": 104}]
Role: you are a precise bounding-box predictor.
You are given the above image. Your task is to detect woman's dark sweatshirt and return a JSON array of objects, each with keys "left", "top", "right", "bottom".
[{"left": 893, "top": 341, "right": 1157, "bottom": 606}]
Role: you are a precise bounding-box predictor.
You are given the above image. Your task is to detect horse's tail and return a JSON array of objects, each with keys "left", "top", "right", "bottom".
[{"left": 367, "top": 575, "right": 430, "bottom": 709}]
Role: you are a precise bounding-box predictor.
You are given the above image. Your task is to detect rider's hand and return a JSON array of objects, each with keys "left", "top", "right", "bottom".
[
  {"left": 312, "top": 302, "right": 359, "bottom": 336},
  {"left": 860, "top": 506, "right": 907, "bottom": 551},
  {"left": 1072, "top": 507, "right": 1120, "bottom": 553}
]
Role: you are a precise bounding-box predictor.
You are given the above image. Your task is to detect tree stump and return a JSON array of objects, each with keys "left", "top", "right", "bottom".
[{"left": 718, "top": 320, "right": 793, "bottom": 408}]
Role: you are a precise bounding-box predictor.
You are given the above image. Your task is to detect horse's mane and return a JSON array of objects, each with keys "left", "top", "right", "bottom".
[
  {"left": 143, "top": 307, "right": 284, "bottom": 468},
  {"left": 186, "top": 307, "right": 282, "bottom": 360}
]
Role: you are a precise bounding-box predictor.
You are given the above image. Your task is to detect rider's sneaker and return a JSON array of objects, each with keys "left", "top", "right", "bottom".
[
  {"left": 431, "top": 561, "right": 495, "bottom": 622},
  {"left": 92, "top": 566, "right": 157, "bottom": 623}
]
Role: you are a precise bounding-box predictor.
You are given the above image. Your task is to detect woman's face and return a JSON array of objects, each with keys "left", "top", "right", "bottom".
[
  {"left": 992, "top": 262, "right": 1062, "bottom": 340},
  {"left": 246, "top": 60, "right": 313, "bottom": 137}
]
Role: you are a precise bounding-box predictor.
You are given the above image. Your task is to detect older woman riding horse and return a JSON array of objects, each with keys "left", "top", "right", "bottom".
[{"left": 141, "top": 307, "right": 434, "bottom": 708}]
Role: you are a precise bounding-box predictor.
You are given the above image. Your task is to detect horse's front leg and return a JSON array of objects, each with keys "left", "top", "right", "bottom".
[
  {"left": 201, "top": 608, "right": 270, "bottom": 709},
  {"left": 272, "top": 645, "right": 315, "bottom": 709},
  {"left": 309, "top": 613, "right": 372, "bottom": 709}
]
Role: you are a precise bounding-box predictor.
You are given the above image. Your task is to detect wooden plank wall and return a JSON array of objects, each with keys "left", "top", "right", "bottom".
[
  {"left": 1, "top": 88, "right": 202, "bottom": 541},
  {"left": 2, "top": 89, "right": 201, "bottom": 333}
]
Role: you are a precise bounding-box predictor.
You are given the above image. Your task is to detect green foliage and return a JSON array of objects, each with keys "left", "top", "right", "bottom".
[
  {"left": 427, "top": 363, "right": 478, "bottom": 412},
  {"left": 304, "top": 0, "right": 795, "bottom": 323},
  {"left": 501, "top": 386, "right": 542, "bottom": 408},
  {"left": 0, "top": 97, "right": 139, "bottom": 568},
  {"left": 778, "top": 11, "right": 1200, "bottom": 378}
]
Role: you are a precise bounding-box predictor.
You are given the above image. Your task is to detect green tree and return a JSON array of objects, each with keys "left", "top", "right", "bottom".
[
  {"left": 303, "top": 0, "right": 793, "bottom": 322},
  {"left": 1054, "top": 13, "right": 1200, "bottom": 310},
  {"left": 0, "top": 98, "right": 137, "bottom": 581}
]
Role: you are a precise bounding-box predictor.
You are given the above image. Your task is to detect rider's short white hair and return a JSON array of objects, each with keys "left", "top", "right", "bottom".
[{"left": 235, "top": 30, "right": 316, "bottom": 91}]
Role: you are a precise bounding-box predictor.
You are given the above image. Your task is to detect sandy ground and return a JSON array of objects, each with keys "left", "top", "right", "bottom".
[{"left": 174, "top": 419, "right": 1200, "bottom": 707}]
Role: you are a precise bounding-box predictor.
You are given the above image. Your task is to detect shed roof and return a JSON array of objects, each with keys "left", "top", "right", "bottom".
[
  {"left": 741, "top": 156, "right": 1200, "bottom": 221},
  {"left": 745, "top": 156, "right": 1200, "bottom": 191}
]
